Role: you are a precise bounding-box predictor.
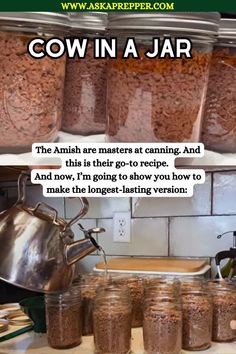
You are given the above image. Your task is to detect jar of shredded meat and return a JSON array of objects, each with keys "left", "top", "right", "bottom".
[
  {"left": 93, "top": 285, "right": 132, "bottom": 354},
  {"left": 202, "top": 19, "right": 236, "bottom": 152},
  {"left": 45, "top": 287, "right": 82, "bottom": 349},
  {"left": 208, "top": 281, "right": 236, "bottom": 342},
  {"left": 107, "top": 13, "right": 220, "bottom": 143},
  {"left": 111, "top": 274, "right": 144, "bottom": 328},
  {"left": 143, "top": 276, "right": 181, "bottom": 297},
  {"left": 143, "top": 291, "right": 182, "bottom": 354},
  {"left": 0, "top": 12, "right": 68, "bottom": 153},
  {"left": 180, "top": 276, "right": 207, "bottom": 292},
  {"left": 182, "top": 290, "right": 213, "bottom": 351},
  {"left": 79, "top": 273, "right": 111, "bottom": 336},
  {"left": 62, "top": 12, "right": 108, "bottom": 135}
]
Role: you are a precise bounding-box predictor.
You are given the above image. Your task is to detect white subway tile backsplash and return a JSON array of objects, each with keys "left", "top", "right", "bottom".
[
  {"left": 131, "top": 218, "right": 168, "bottom": 256},
  {"left": 7, "top": 185, "right": 64, "bottom": 217},
  {"left": 213, "top": 172, "right": 236, "bottom": 215},
  {"left": 132, "top": 174, "right": 211, "bottom": 217},
  {"left": 170, "top": 216, "right": 236, "bottom": 257},
  {"left": 97, "top": 218, "right": 168, "bottom": 256},
  {"left": 65, "top": 197, "right": 130, "bottom": 219}
]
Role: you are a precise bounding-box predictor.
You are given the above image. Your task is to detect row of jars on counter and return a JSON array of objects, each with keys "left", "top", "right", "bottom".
[
  {"left": 1, "top": 12, "right": 236, "bottom": 153},
  {"left": 45, "top": 273, "right": 236, "bottom": 354}
]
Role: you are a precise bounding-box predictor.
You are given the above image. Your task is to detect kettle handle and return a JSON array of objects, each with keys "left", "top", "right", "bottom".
[
  {"left": 66, "top": 197, "right": 89, "bottom": 229},
  {"left": 16, "top": 174, "right": 89, "bottom": 226},
  {"left": 32, "top": 202, "right": 58, "bottom": 224},
  {"left": 16, "top": 173, "right": 29, "bottom": 205}
]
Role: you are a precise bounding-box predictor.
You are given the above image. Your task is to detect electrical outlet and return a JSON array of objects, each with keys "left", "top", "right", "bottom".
[{"left": 113, "top": 212, "right": 131, "bottom": 243}]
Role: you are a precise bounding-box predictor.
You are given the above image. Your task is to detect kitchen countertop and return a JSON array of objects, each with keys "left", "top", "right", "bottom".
[{"left": 1, "top": 328, "right": 236, "bottom": 354}]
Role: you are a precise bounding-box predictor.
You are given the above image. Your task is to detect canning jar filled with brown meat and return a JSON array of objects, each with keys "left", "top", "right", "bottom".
[
  {"left": 111, "top": 274, "right": 144, "bottom": 328},
  {"left": 62, "top": 13, "right": 108, "bottom": 135},
  {"left": 202, "top": 19, "right": 236, "bottom": 152},
  {"left": 208, "top": 281, "right": 236, "bottom": 342},
  {"left": 143, "top": 276, "right": 181, "bottom": 298},
  {"left": 93, "top": 285, "right": 132, "bottom": 354},
  {"left": 182, "top": 290, "right": 213, "bottom": 351},
  {"left": 107, "top": 13, "right": 220, "bottom": 143},
  {"left": 143, "top": 291, "right": 182, "bottom": 354},
  {"left": 180, "top": 276, "right": 207, "bottom": 292},
  {"left": 79, "top": 273, "right": 111, "bottom": 336},
  {"left": 45, "top": 287, "right": 82, "bottom": 349},
  {"left": 0, "top": 12, "right": 68, "bottom": 153}
]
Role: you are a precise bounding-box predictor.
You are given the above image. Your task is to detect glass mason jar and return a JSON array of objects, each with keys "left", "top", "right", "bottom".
[
  {"left": 80, "top": 273, "right": 111, "bottom": 335},
  {"left": 142, "top": 275, "right": 164, "bottom": 287},
  {"left": 207, "top": 279, "right": 235, "bottom": 291},
  {"left": 180, "top": 276, "right": 207, "bottom": 292},
  {"left": 143, "top": 292, "right": 182, "bottom": 354},
  {"left": 208, "top": 285, "right": 236, "bottom": 342},
  {"left": 111, "top": 274, "right": 144, "bottom": 327},
  {"left": 107, "top": 13, "right": 220, "bottom": 143},
  {"left": 93, "top": 285, "right": 132, "bottom": 354},
  {"left": 45, "top": 288, "right": 82, "bottom": 349},
  {"left": 0, "top": 12, "right": 68, "bottom": 153},
  {"left": 202, "top": 19, "right": 236, "bottom": 153},
  {"left": 62, "top": 12, "right": 108, "bottom": 135},
  {"left": 182, "top": 290, "right": 213, "bottom": 351},
  {"left": 143, "top": 276, "right": 181, "bottom": 297}
]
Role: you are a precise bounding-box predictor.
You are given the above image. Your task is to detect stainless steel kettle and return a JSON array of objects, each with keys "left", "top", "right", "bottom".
[{"left": 0, "top": 173, "right": 105, "bottom": 293}]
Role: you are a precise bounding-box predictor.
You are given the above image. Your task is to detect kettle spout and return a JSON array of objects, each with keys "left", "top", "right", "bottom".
[
  {"left": 66, "top": 226, "right": 106, "bottom": 266},
  {"left": 66, "top": 236, "right": 100, "bottom": 266}
]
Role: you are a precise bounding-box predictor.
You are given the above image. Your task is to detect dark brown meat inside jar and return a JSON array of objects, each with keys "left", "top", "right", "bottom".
[
  {"left": 182, "top": 290, "right": 213, "bottom": 351},
  {"left": 211, "top": 288, "right": 236, "bottom": 342},
  {"left": 112, "top": 274, "right": 144, "bottom": 327},
  {"left": 93, "top": 285, "right": 132, "bottom": 354},
  {"left": 62, "top": 13, "right": 108, "bottom": 135},
  {"left": 0, "top": 13, "right": 68, "bottom": 153},
  {"left": 45, "top": 288, "right": 82, "bottom": 349},
  {"left": 202, "top": 19, "right": 236, "bottom": 153},
  {"left": 107, "top": 13, "right": 220, "bottom": 143},
  {"left": 79, "top": 273, "right": 111, "bottom": 335},
  {"left": 143, "top": 292, "right": 182, "bottom": 354}
]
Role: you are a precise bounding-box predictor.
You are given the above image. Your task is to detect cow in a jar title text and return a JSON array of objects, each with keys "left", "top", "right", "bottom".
[{"left": 27, "top": 37, "right": 192, "bottom": 59}]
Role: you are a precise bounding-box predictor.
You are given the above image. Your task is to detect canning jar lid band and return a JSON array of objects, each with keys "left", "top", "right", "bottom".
[
  {"left": 219, "top": 18, "right": 236, "bottom": 38},
  {"left": 45, "top": 292, "right": 81, "bottom": 304},
  {"left": 0, "top": 12, "right": 69, "bottom": 28},
  {"left": 69, "top": 12, "right": 108, "bottom": 31},
  {"left": 108, "top": 12, "right": 220, "bottom": 36}
]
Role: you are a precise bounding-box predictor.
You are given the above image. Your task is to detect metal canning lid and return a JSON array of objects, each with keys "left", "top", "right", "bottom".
[
  {"left": 69, "top": 12, "right": 108, "bottom": 31},
  {"left": 0, "top": 12, "right": 69, "bottom": 28},
  {"left": 108, "top": 12, "right": 220, "bottom": 36},
  {"left": 219, "top": 19, "right": 236, "bottom": 39}
]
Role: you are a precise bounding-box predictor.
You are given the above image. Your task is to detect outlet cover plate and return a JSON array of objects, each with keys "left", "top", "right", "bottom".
[{"left": 113, "top": 211, "right": 131, "bottom": 243}]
